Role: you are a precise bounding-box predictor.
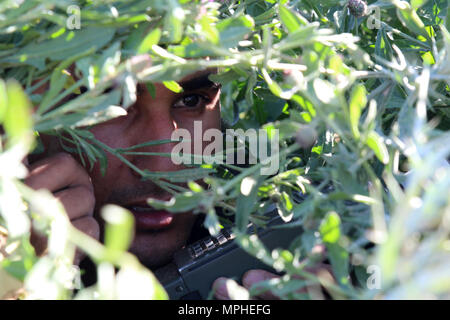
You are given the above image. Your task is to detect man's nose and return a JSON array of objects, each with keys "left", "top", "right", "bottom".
[{"left": 128, "top": 104, "right": 181, "bottom": 174}]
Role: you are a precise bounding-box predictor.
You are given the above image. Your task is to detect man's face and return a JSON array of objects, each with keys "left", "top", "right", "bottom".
[{"left": 88, "top": 70, "right": 221, "bottom": 268}]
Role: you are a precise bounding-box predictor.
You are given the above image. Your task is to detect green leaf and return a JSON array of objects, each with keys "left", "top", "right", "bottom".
[
  {"left": 234, "top": 232, "right": 275, "bottom": 268},
  {"left": 236, "top": 176, "right": 259, "bottom": 231},
  {"left": 123, "top": 24, "right": 149, "bottom": 54},
  {"left": 142, "top": 167, "right": 215, "bottom": 183},
  {"left": 411, "top": 0, "right": 429, "bottom": 9},
  {"left": 327, "top": 242, "right": 350, "bottom": 287},
  {"left": 319, "top": 213, "right": 349, "bottom": 287},
  {"left": 102, "top": 205, "right": 135, "bottom": 257},
  {"left": 375, "top": 28, "right": 393, "bottom": 60},
  {"left": 278, "top": 4, "right": 307, "bottom": 33},
  {"left": 277, "top": 191, "right": 294, "bottom": 222},
  {"left": 188, "top": 181, "right": 204, "bottom": 193},
  {"left": 0, "top": 79, "right": 6, "bottom": 123},
  {"left": 147, "top": 192, "right": 204, "bottom": 213},
  {"left": 73, "top": 105, "right": 128, "bottom": 128},
  {"left": 217, "top": 15, "right": 255, "bottom": 48},
  {"left": 279, "top": 23, "right": 319, "bottom": 49},
  {"left": 162, "top": 80, "right": 183, "bottom": 93},
  {"left": 86, "top": 140, "right": 108, "bottom": 177},
  {"left": 366, "top": 131, "right": 389, "bottom": 165},
  {"left": 4, "top": 79, "right": 33, "bottom": 148},
  {"left": 262, "top": 68, "right": 283, "bottom": 97},
  {"left": 38, "top": 53, "right": 93, "bottom": 114},
  {"left": 396, "top": 3, "right": 430, "bottom": 41},
  {"left": 447, "top": 4, "right": 450, "bottom": 31},
  {"left": 164, "top": 5, "right": 184, "bottom": 43},
  {"left": 199, "top": 15, "right": 219, "bottom": 44},
  {"left": 313, "top": 78, "right": 337, "bottom": 105},
  {"left": 293, "top": 198, "right": 314, "bottom": 219},
  {"left": 146, "top": 82, "right": 156, "bottom": 98},
  {"left": 265, "top": 119, "right": 301, "bottom": 140},
  {"left": 1, "top": 236, "right": 37, "bottom": 281},
  {"left": 319, "top": 211, "right": 341, "bottom": 244},
  {"left": 2, "top": 27, "right": 116, "bottom": 69},
  {"left": 137, "top": 28, "right": 161, "bottom": 54},
  {"left": 115, "top": 264, "right": 168, "bottom": 300},
  {"left": 421, "top": 51, "right": 435, "bottom": 65},
  {"left": 204, "top": 209, "right": 221, "bottom": 236},
  {"left": 349, "top": 84, "right": 367, "bottom": 139}
]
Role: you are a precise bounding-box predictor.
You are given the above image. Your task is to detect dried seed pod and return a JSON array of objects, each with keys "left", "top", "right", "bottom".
[
  {"left": 270, "top": 192, "right": 282, "bottom": 203},
  {"left": 295, "top": 125, "right": 318, "bottom": 149},
  {"left": 348, "top": 0, "right": 368, "bottom": 18}
]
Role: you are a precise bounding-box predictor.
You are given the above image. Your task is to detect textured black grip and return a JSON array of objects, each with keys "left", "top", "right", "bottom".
[{"left": 155, "top": 208, "right": 303, "bottom": 300}]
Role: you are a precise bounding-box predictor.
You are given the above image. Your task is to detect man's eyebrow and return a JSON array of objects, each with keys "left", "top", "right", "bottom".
[{"left": 178, "top": 73, "right": 221, "bottom": 91}]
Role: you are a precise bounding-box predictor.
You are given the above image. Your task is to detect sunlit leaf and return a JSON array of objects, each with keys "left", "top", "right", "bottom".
[
  {"left": 349, "top": 84, "right": 367, "bottom": 139},
  {"left": 102, "top": 205, "right": 134, "bottom": 257},
  {"left": 366, "top": 131, "right": 389, "bottom": 165},
  {"left": 319, "top": 211, "right": 341, "bottom": 244},
  {"left": 162, "top": 80, "right": 183, "bottom": 93},
  {"left": 278, "top": 4, "right": 307, "bottom": 33},
  {"left": 4, "top": 80, "right": 33, "bottom": 149},
  {"left": 137, "top": 29, "right": 161, "bottom": 54}
]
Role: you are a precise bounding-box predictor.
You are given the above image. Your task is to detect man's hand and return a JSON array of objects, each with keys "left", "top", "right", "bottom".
[
  {"left": 213, "top": 269, "right": 280, "bottom": 300},
  {"left": 212, "top": 265, "right": 333, "bottom": 300},
  {"left": 212, "top": 244, "right": 331, "bottom": 300},
  {"left": 24, "top": 152, "right": 99, "bottom": 265}
]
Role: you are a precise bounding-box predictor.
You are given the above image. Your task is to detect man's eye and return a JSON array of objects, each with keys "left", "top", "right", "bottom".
[{"left": 173, "top": 94, "right": 209, "bottom": 109}]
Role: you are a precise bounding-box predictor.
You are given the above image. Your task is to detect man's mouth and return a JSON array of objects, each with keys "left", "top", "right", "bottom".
[{"left": 125, "top": 203, "right": 174, "bottom": 231}]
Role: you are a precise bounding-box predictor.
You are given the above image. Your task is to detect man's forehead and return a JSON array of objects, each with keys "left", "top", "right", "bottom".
[{"left": 178, "top": 68, "right": 220, "bottom": 91}]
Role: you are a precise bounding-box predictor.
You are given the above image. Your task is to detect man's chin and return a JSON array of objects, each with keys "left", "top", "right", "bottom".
[{"left": 128, "top": 229, "right": 187, "bottom": 269}]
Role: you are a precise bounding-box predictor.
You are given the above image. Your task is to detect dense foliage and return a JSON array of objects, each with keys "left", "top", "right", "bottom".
[{"left": 0, "top": 0, "right": 449, "bottom": 299}]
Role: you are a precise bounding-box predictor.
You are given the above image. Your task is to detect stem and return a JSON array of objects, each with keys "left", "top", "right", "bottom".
[
  {"left": 157, "top": 180, "right": 189, "bottom": 193},
  {"left": 378, "top": 19, "right": 431, "bottom": 49},
  {"left": 90, "top": 138, "right": 146, "bottom": 177},
  {"left": 37, "top": 79, "right": 85, "bottom": 115},
  {"left": 216, "top": 201, "right": 236, "bottom": 213},
  {"left": 222, "top": 144, "right": 300, "bottom": 193},
  {"left": 219, "top": 162, "right": 245, "bottom": 172},
  {"left": 89, "top": 136, "right": 193, "bottom": 193},
  {"left": 68, "top": 224, "right": 140, "bottom": 268},
  {"left": 353, "top": 70, "right": 393, "bottom": 79},
  {"left": 121, "top": 151, "right": 173, "bottom": 157}
]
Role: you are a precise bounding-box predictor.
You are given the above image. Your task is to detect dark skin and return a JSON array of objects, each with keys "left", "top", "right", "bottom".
[
  {"left": 87, "top": 71, "right": 222, "bottom": 268},
  {"left": 27, "top": 70, "right": 221, "bottom": 268},
  {"left": 25, "top": 69, "right": 320, "bottom": 300}
]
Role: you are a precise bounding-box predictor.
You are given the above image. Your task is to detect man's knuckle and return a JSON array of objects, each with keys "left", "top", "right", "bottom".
[
  {"left": 77, "top": 185, "right": 96, "bottom": 209},
  {"left": 55, "top": 152, "right": 92, "bottom": 183},
  {"left": 83, "top": 217, "right": 100, "bottom": 239},
  {"left": 86, "top": 189, "right": 96, "bottom": 209},
  {"left": 54, "top": 152, "right": 76, "bottom": 166}
]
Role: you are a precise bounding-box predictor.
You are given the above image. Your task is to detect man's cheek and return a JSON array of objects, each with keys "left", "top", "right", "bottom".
[{"left": 130, "top": 229, "right": 184, "bottom": 268}]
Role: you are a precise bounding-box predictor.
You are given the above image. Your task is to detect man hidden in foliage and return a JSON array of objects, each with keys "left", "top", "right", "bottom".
[{"left": 26, "top": 68, "right": 284, "bottom": 300}]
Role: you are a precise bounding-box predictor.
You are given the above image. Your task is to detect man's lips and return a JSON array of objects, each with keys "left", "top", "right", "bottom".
[{"left": 125, "top": 204, "right": 174, "bottom": 231}]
